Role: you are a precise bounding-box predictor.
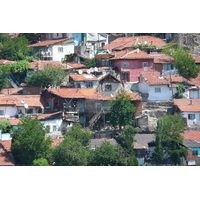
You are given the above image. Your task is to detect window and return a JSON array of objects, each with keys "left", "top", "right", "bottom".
[
  {"left": 53, "top": 125, "right": 57, "bottom": 132},
  {"left": 105, "top": 84, "right": 112, "bottom": 91},
  {"left": 46, "top": 125, "right": 50, "bottom": 132},
  {"left": 155, "top": 87, "right": 161, "bottom": 93},
  {"left": 142, "top": 62, "right": 148, "bottom": 68},
  {"left": 86, "top": 82, "right": 93, "bottom": 88},
  {"left": 122, "top": 62, "right": 129, "bottom": 68},
  {"left": 27, "top": 109, "right": 33, "bottom": 114},
  {"left": 0, "top": 110, "right": 4, "bottom": 116},
  {"left": 192, "top": 150, "right": 198, "bottom": 156},
  {"left": 188, "top": 114, "right": 195, "bottom": 120},
  {"left": 58, "top": 47, "right": 63, "bottom": 52},
  {"left": 164, "top": 64, "right": 174, "bottom": 71}
]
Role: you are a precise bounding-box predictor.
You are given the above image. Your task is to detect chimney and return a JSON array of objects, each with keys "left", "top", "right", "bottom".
[
  {"left": 190, "top": 100, "right": 192, "bottom": 105},
  {"left": 136, "top": 48, "right": 140, "bottom": 53}
]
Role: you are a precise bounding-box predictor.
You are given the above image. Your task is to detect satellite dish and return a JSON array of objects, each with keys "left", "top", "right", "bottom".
[
  {"left": 110, "top": 93, "right": 115, "bottom": 98},
  {"left": 94, "top": 67, "right": 98, "bottom": 72},
  {"left": 24, "top": 104, "right": 29, "bottom": 109},
  {"left": 87, "top": 69, "right": 91, "bottom": 74},
  {"left": 90, "top": 67, "right": 94, "bottom": 72},
  {"left": 144, "top": 41, "right": 148, "bottom": 45},
  {"left": 78, "top": 69, "right": 83, "bottom": 74},
  {"left": 21, "top": 99, "right": 25, "bottom": 104}
]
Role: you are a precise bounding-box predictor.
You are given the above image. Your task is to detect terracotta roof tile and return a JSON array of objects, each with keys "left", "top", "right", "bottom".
[
  {"left": 0, "top": 140, "right": 12, "bottom": 152},
  {"left": 189, "top": 73, "right": 200, "bottom": 88},
  {"left": 70, "top": 74, "right": 98, "bottom": 81},
  {"left": 29, "top": 60, "right": 63, "bottom": 70},
  {"left": 181, "top": 130, "right": 200, "bottom": 141},
  {"left": 0, "top": 88, "right": 23, "bottom": 95},
  {"left": 0, "top": 118, "right": 20, "bottom": 126},
  {"left": 110, "top": 49, "right": 153, "bottom": 60},
  {"left": 47, "top": 88, "right": 141, "bottom": 101},
  {"left": 140, "top": 71, "right": 170, "bottom": 85},
  {"left": 29, "top": 38, "right": 73, "bottom": 47},
  {"left": 151, "top": 54, "right": 174, "bottom": 63},
  {"left": 173, "top": 99, "right": 200, "bottom": 112},
  {"left": 0, "top": 148, "right": 15, "bottom": 166},
  {"left": 0, "top": 95, "right": 47, "bottom": 108},
  {"left": 0, "top": 60, "right": 16, "bottom": 65},
  {"left": 36, "top": 111, "right": 62, "bottom": 120},
  {"left": 51, "top": 139, "right": 64, "bottom": 148},
  {"left": 103, "top": 36, "right": 166, "bottom": 50},
  {"left": 65, "top": 62, "right": 86, "bottom": 69}
]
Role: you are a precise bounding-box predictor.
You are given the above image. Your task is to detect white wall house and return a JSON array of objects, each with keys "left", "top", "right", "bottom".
[
  {"left": 181, "top": 112, "right": 200, "bottom": 126},
  {"left": 30, "top": 38, "right": 75, "bottom": 62},
  {"left": 138, "top": 73, "right": 177, "bottom": 101}
]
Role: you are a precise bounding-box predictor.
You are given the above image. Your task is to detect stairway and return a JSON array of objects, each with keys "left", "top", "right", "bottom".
[{"left": 89, "top": 110, "right": 103, "bottom": 129}]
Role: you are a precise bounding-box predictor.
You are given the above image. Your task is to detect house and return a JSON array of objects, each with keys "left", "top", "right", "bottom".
[
  {"left": 181, "top": 130, "right": 200, "bottom": 165},
  {"left": 90, "top": 138, "right": 117, "bottom": 150},
  {"left": 151, "top": 54, "right": 177, "bottom": 75},
  {"left": 110, "top": 49, "right": 154, "bottom": 83},
  {"left": 29, "top": 37, "right": 74, "bottom": 62},
  {"left": 187, "top": 73, "right": 200, "bottom": 99},
  {"left": 68, "top": 74, "right": 98, "bottom": 89},
  {"left": 42, "top": 88, "right": 142, "bottom": 130},
  {"left": 173, "top": 99, "right": 200, "bottom": 126},
  {"left": 0, "top": 95, "right": 48, "bottom": 118},
  {"left": 138, "top": 71, "right": 178, "bottom": 101},
  {"left": 133, "top": 133, "right": 155, "bottom": 165},
  {"left": 102, "top": 36, "right": 166, "bottom": 53}
]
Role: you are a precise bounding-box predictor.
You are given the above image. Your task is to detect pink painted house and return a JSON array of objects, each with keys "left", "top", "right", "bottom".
[{"left": 110, "top": 49, "right": 154, "bottom": 82}]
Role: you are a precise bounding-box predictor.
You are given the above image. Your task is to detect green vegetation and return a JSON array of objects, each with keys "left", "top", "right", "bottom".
[
  {"left": 163, "top": 43, "right": 200, "bottom": 80},
  {"left": 11, "top": 117, "right": 52, "bottom": 166},
  {"left": 81, "top": 58, "right": 98, "bottom": 68},
  {"left": 0, "top": 121, "right": 11, "bottom": 133},
  {"left": 26, "top": 64, "right": 66, "bottom": 88},
  {"left": 107, "top": 90, "right": 136, "bottom": 129},
  {"left": 0, "top": 36, "right": 32, "bottom": 61},
  {"left": 152, "top": 115, "right": 187, "bottom": 165},
  {"left": 32, "top": 158, "right": 50, "bottom": 166},
  {"left": 173, "top": 83, "right": 185, "bottom": 99}
]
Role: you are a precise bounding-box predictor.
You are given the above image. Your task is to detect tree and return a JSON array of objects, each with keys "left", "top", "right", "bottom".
[
  {"left": 65, "top": 124, "right": 92, "bottom": 147},
  {"left": 0, "top": 121, "right": 11, "bottom": 133},
  {"left": 20, "top": 33, "right": 38, "bottom": 44},
  {"left": 2, "top": 60, "right": 30, "bottom": 83},
  {"left": 81, "top": 58, "right": 98, "bottom": 68},
  {"left": 88, "top": 142, "right": 129, "bottom": 166},
  {"left": 26, "top": 64, "right": 66, "bottom": 88},
  {"left": 163, "top": 44, "right": 200, "bottom": 80},
  {"left": 32, "top": 158, "right": 50, "bottom": 166},
  {"left": 0, "top": 36, "right": 32, "bottom": 60},
  {"left": 0, "top": 76, "right": 8, "bottom": 91},
  {"left": 107, "top": 90, "right": 136, "bottom": 129},
  {"left": 152, "top": 114, "right": 187, "bottom": 165},
  {"left": 52, "top": 136, "right": 89, "bottom": 166},
  {"left": 0, "top": 33, "right": 11, "bottom": 43},
  {"left": 11, "top": 117, "right": 52, "bottom": 166}
]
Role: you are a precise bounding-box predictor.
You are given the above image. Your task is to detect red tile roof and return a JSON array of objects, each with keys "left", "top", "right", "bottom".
[
  {"left": 192, "top": 56, "right": 200, "bottom": 63},
  {"left": 0, "top": 140, "right": 14, "bottom": 166},
  {"left": 173, "top": 99, "right": 200, "bottom": 112},
  {"left": 164, "top": 75, "right": 187, "bottom": 83},
  {"left": 95, "top": 53, "right": 114, "bottom": 59},
  {"left": 140, "top": 71, "right": 170, "bottom": 85},
  {"left": 151, "top": 54, "right": 174, "bottom": 63},
  {"left": 103, "top": 36, "right": 166, "bottom": 50},
  {"left": 51, "top": 139, "right": 64, "bottom": 148},
  {"left": 29, "top": 38, "right": 73, "bottom": 47},
  {"left": 181, "top": 130, "right": 200, "bottom": 141},
  {"left": 36, "top": 111, "right": 62, "bottom": 120},
  {"left": 189, "top": 73, "right": 200, "bottom": 88},
  {"left": 0, "top": 118, "right": 20, "bottom": 126},
  {"left": 110, "top": 49, "right": 153, "bottom": 60},
  {"left": 70, "top": 74, "right": 98, "bottom": 81},
  {"left": 0, "top": 88, "right": 23, "bottom": 95},
  {"left": 47, "top": 88, "right": 141, "bottom": 101},
  {"left": 0, "top": 60, "right": 16, "bottom": 65},
  {"left": 0, "top": 95, "right": 47, "bottom": 108},
  {"left": 29, "top": 60, "right": 63, "bottom": 70},
  {"left": 65, "top": 62, "right": 86, "bottom": 69}
]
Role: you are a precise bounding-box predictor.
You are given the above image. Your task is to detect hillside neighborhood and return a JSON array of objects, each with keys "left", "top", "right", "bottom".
[{"left": 1, "top": 33, "right": 200, "bottom": 166}]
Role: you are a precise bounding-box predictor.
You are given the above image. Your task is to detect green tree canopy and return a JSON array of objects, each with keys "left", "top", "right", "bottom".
[
  {"left": 81, "top": 58, "right": 98, "bottom": 68},
  {"left": 107, "top": 90, "right": 136, "bottom": 129},
  {"left": 88, "top": 141, "right": 129, "bottom": 166},
  {"left": 0, "top": 36, "right": 32, "bottom": 61},
  {"left": 152, "top": 114, "right": 187, "bottom": 165},
  {"left": 26, "top": 64, "right": 66, "bottom": 88},
  {"left": 65, "top": 124, "right": 92, "bottom": 147},
  {"left": 0, "top": 33, "right": 11, "bottom": 43},
  {"left": 32, "top": 158, "right": 50, "bottom": 166},
  {"left": 52, "top": 136, "right": 89, "bottom": 166},
  {"left": 11, "top": 117, "right": 52, "bottom": 166},
  {"left": 163, "top": 44, "right": 200, "bottom": 80},
  {"left": 0, "top": 120, "right": 11, "bottom": 133}
]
